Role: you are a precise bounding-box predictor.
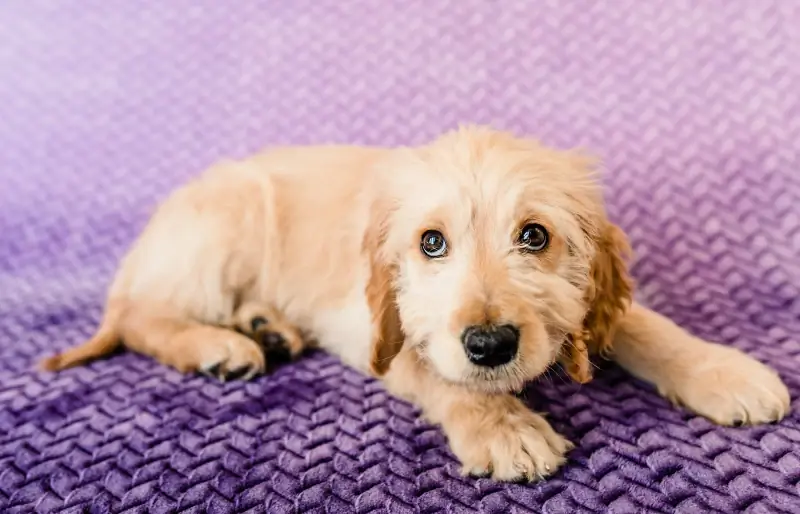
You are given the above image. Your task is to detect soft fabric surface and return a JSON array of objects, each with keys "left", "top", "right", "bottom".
[{"left": 1, "top": 1, "right": 799, "bottom": 512}]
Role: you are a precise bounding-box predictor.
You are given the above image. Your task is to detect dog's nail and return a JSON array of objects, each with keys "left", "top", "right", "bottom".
[
  {"left": 201, "top": 362, "right": 222, "bottom": 377},
  {"left": 250, "top": 316, "right": 268, "bottom": 332},
  {"left": 732, "top": 418, "right": 744, "bottom": 427},
  {"left": 225, "top": 365, "right": 252, "bottom": 381},
  {"left": 467, "top": 468, "right": 491, "bottom": 479},
  {"left": 511, "top": 473, "right": 530, "bottom": 484},
  {"left": 242, "top": 367, "right": 259, "bottom": 381}
]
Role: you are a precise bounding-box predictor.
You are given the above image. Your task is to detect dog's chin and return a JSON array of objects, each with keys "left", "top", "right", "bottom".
[
  {"left": 422, "top": 352, "right": 549, "bottom": 394},
  {"left": 462, "top": 373, "right": 526, "bottom": 394},
  {"left": 459, "top": 361, "right": 551, "bottom": 394}
]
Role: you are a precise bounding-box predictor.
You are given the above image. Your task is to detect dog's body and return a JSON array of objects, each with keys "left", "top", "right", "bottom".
[{"left": 42, "top": 127, "right": 790, "bottom": 481}]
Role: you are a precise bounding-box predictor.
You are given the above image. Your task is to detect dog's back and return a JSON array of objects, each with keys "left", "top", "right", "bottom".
[{"left": 41, "top": 144, "right": 391, "bottom": 373}]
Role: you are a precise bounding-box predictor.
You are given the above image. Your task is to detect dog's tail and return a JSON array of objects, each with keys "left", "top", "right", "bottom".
[{"left": 39, "top": 303, "right": 124, "bottom": 371}]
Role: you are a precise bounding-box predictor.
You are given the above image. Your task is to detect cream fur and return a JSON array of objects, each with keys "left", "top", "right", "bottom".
[{"left": 41, "top": 126, "right": 790, "bottom": 482}]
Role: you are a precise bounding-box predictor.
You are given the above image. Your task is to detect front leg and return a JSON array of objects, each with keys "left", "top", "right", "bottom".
[
  {"left": 383, "top": 348, "right": 572, "bottom": 481},
  {"left": 611, "top": 302, "right": 790, "bottom": 425}
]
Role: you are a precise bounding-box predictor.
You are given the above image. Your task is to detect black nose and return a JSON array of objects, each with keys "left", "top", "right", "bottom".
[{"left": 461, "top": 324, "right": 520, "bottom": 367}]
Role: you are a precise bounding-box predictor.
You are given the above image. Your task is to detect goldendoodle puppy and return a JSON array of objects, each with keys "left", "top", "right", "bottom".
[{"left": 42, "top": 126, "right": 789, "bottom": 481}]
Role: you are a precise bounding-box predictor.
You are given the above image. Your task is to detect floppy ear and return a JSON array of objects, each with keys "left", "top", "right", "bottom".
[
  {"left": 363, "top": 203, "right": 405, "bottom": 376},
  {"left": 563, "top": 222, "right": 634, "bottom": 382},
  {"left": 562, "top": 332, "right": 592, "bottom": 384}
]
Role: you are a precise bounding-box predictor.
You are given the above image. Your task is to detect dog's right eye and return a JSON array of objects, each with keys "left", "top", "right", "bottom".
[
  {"left": 420, "top": 230, "right": 448, "bottom": 258},
  {"left": 518, "top": 223, "right": 549, "bottom": 253}
]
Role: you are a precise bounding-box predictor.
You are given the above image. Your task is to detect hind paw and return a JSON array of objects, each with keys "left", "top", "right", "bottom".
[
  {"left": 184, "top": 329, "right": 266, "bottom": 381},
  {"left": 233, "top": 302, "right": 306, "bottom": 368}
]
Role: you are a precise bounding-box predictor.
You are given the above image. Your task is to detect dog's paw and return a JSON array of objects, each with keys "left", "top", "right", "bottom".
[
  {"left": 232, "top": 302, "right": 306, "bottom": 369},
  {"left": 190, "top": 329, "right": 266, "bottom": 381},
  {"left": 445, "top": 402, "right": 572, "bottom": 482},
  {"left": 251, "top": 315, "right": 303, "bottom": 352},
  {"left": 661, "top": 343, "right": 790, "bottom": 426}
]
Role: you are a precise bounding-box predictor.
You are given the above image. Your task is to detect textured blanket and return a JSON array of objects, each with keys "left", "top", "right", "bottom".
[{"left": 1, "top": 1, "right": 799, "bottom": 512}]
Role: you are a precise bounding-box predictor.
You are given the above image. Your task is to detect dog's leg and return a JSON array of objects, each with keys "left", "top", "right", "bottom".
[
  {"left": 121, "top": 305, "right": 267, "bottom": 380},
  {"left": 39, "top": 160, "right": 290, "bottom": 380},
  {"left": 43, "top": 302, "right": 267, "bottom": 380},
  {"left": 230, "top": 301, "right": 307, "bottom": 370},
  {"left": 611, "top": 302, "right": 790, "bottom": 425},
  {"left": 382, "top": 348, "right": 572, "bottom": 482}
]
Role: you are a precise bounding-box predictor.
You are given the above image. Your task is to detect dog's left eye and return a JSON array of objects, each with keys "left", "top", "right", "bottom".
[
  {"left": 421, "top": 230, "right": 448, "bottom": 258},
  {"left": 518, "top": 223, "right": 549, "bottom": 252}
]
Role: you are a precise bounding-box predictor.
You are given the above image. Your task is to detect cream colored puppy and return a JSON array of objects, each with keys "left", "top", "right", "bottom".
[{"left": 42, "top": 126, "right": 790, "bottom": 482}]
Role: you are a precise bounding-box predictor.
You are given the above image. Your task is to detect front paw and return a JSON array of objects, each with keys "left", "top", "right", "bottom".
[
  {"left": 444, "top": 398, "right": 572, "bottom": 482},
  {"left": 662, "top": 344, "right": 790, "bottom": 426}
]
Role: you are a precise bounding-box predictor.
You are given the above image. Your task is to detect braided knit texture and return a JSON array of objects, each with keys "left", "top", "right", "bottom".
[{"left": 1, "top": 1, "right": 800, "bottom": 512}]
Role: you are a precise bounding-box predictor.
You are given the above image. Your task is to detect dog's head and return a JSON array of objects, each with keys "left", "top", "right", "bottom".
[{"left": 365, "top": 126, "right": 632, "bottom": 393}]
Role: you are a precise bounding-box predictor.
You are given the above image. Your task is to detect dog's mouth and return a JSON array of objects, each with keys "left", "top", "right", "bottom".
[
  {"left": 436, "top": 355, "right": 532, "bottom": 393},
  {"left": 460, "top": 363, "right": 530, "bottom": 393}
]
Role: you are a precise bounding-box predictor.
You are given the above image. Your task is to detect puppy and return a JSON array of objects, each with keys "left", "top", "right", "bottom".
[{"left": 41, "top": 126, "right": 790, "bottom": 481}]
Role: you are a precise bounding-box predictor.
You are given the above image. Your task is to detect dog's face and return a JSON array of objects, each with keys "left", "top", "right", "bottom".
[{"left": 366, "top": 127, "right": 632, "bottom": 393}]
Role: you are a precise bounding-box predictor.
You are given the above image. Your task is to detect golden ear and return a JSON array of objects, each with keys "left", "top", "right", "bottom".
[
  {"left": 562, "top": 222, "right": 632, "bottom": 382},
  {"left": 582, "top": 222, "right": 634, "bottom": 358},
  {"left": 363, "top": 204, "right": 405, "bottom": 376},
  {"left": 561, "top": 331, "right": 592, "bottom": 384}
]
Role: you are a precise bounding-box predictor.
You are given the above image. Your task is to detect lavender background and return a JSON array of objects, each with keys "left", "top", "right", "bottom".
[{"left": 2, "top": 1, "right": 800, "bottom": 512}]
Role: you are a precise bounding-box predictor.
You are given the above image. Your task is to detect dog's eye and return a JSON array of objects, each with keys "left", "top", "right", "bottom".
[
  {"left": 421, "top": 230, "right": 448, "bottom": 258},
  {"left": 518, "top": 223, "right": 549, "bottom": 252}
]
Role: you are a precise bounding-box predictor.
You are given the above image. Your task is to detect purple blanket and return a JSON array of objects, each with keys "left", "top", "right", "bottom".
[{"left": 2, "top": 1, "right": 799, "bottom": 512}]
